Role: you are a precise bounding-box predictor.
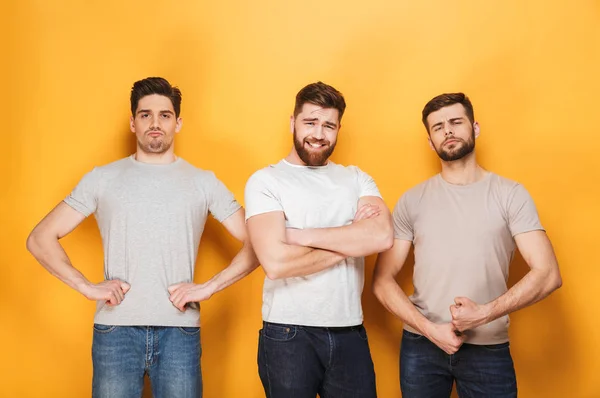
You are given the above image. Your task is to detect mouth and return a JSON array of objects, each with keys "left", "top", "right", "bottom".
[
  {"left": 147, "top": 131, "right": 163, "bottom": 138},
  {"left": 444, "top": 139, "right": 460, "bottom": 146},
  {"left": 305, "top": 141, "right": 328, "bottom": 149}
]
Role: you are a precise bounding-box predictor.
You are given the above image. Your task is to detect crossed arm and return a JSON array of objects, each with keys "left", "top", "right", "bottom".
[{"left": 247, "top": 196, "right": 393, "bottom": 280}]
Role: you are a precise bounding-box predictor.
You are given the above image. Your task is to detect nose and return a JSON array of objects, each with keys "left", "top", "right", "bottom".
[
  {"left": 443, "top": 122, "right": 454, "bottom": 136},
  {"left": 312, "top": 125, "right": 325, "bottom": 139}
]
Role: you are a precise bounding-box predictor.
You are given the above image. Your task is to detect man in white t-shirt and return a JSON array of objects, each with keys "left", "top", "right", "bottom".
[{"left": 245, "top": 81, "right": 394, "bottom": 398}]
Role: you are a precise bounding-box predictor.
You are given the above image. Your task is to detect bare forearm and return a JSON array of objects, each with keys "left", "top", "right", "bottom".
[
  {"left": 26, "top": 234, "right": 91, "bottom": 293},
  {"left": 373, "top": 278, "right": 433, "bottom": 335},
  {"left": 204, "top": 242, "right": 260, "bottom": 295},
  {"left": 262, "top": 244, "right": 346, "bottom": 279},
  {"left": 295, "top": 221, "right": 393, "bottom": 257},
  {"left": 484, "top": 267, "right": 562, "bottom": 322}
]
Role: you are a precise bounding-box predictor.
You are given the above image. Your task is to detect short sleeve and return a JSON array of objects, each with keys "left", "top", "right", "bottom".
[
  {"left": 244, "top": 170, "right": 284, "bottom": 221},
  {"left": 507, "top": 184, "right": 545, "bottom": 237},
  {"left": 63, "top": 168, "right": 100, "bottom": 217},
  {"left": 204, "top": 172, "right": 242, "bottom": 223},
  {"left": 353, "top": 167, "right": 382, "bottom": 198},
  {"left": 392, "top": 194, "right": 414, "bottom": 241}
]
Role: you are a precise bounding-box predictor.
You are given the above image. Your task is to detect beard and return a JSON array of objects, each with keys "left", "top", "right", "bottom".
[
  {"left": 138, "top": 130, "right": 173, "bottom": 154},
  {"left": 293, "top": 128, "right": 336, "bottom": 166},
  {"left": 434, "top": 127, "right": 476, "bottom": 161}
]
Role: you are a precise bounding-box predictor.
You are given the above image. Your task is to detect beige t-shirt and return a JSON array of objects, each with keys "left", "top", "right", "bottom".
[{"left": 393, "top": 172, "right": 544, "bottom": 344}]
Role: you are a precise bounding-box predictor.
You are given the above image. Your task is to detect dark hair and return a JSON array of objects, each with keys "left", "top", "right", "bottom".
[
  {"left": 130, "top": 77, "right": 182, "bottom": 117},
  {"left": 422, "top": 93, "right": 474, "bottom": 131},
  {"left": 294, "top": 81, "right": 346, "bottom": 122}
]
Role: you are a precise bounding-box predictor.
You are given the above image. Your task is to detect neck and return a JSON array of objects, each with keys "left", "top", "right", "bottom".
[
  {"left": 134, "top": 147, "right": 177, "bottom": 164},
  {"left": 439, "top": 152, "right": 486, "bottom": 185}
]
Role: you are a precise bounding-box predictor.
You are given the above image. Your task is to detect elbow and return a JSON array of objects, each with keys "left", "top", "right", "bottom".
[
  {"left": 550, "top": 270, "right": 563, "bottom": 292},
  {"left": 376, "top": 227, "right": 394, "bottom": 253},
  {"left": 259, "top": 257, "right": 288, "bottom": 280},
  {"left": 371, "top": 276, "right": 388, "bottom": 304},
  {"left": 26, "top": 230, "right": 40, "bottom": 255}
]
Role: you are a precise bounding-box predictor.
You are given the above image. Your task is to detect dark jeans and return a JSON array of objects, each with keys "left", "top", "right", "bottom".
[
  {"left": 258, "top": 322, "right": 377, "bottom": 398},
  {"left": 400, "top": 330, "right": 517, "bottom": 398},
  {"left": 92, "top": 324, "right": 202, "bottom": 398}
]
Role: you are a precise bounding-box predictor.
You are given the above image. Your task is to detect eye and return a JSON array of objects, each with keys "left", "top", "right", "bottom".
[
  {"left": 306, "top": 122, "right": 315, "bottom": 126},
  {"left": 141, "top": 114, "right": 149, "bottom": 118},
  {"left": 325, "top": 125, "right": 334, "bottom": 130},
  {"left": 161, "top": 114, "right": 171, "bottom": 119}
]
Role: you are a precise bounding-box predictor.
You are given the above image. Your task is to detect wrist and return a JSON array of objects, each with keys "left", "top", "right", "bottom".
[
  {"left": 418, "top": 319, "right": 436, "bottom": 339},
  {"left": 481, "top": 302, "right": 495, "bottom": 325}
]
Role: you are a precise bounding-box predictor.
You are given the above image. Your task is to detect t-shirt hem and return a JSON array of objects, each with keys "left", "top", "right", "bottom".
[
  {"left": 403, "top": 325, "right": 509, "bottom": 345},
  {"left": 214, "top": 203, "right": 242, "bottom": 223},
  {"left": 63, "top": 198, "right": 93, "bottom": 217},
  {"left": 263, "top": 317, "right": 364, "bottom": 327},
  {"left": 511, "top": 226, "right": 545, "bottom": 237}
]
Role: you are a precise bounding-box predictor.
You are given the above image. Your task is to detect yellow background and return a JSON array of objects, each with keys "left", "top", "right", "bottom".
[{"left": 3, "top": 0, "right": 599, "bottom": 396}]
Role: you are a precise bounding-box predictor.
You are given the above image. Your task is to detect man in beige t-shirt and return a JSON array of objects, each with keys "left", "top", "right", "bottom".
[{"left": 373, "top": 93, "right": 562, "bottom": 398}]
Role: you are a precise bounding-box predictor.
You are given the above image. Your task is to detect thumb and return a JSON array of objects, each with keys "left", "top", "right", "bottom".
[
  {"left": 454, "top": 297, "right": 467, "bottom": 306},
  {"left": 450, "top": 305, "right": 459, "bottom": 318},
  {"left": 120, "top": 282, "right": 131, "bottom": 294}
]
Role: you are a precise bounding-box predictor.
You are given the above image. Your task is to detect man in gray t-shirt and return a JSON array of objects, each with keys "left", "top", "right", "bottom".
[
  {"left": 373, "top": 93, "right": 562, "bottom": 398},
  {"left": 26, "top": 77, "right": 258, "bottom": 398},
  {"left": 245, "top": 82, "right": 393, "bottom": 398}
]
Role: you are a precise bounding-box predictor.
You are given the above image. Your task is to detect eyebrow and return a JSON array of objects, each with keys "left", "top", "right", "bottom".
[
  {"left": 430, "top": 117, "right": 465, "bottom": 130},
  {"left": 302, "top": 117, "right": 338, "bottom": 128},
  {"left": 136, "top": 109, "right": 175, "bottom": 115}
]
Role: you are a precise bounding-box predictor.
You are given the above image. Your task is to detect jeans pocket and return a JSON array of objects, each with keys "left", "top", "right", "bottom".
[
  {"left": 480, "top": 342, "right": 510, "bottom": 351},
  {"left": 402, "top": 330, "right": 425, "bottom": 340},
  {"left": 262, "top": 323, "right": 297, "bottom": 341},
  {"left": 355, "top": 325, "right": 368, "bottom": 341},
  {"left": 93, "top": 324, "right": 117, "bottom": 334},
  {"left": 177, "top": 327, "right": 201, "bottom": 336}
]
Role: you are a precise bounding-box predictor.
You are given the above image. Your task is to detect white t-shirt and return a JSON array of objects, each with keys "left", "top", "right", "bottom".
[{"left": 244, "top": 159, "right": 382, "bottom": 327}]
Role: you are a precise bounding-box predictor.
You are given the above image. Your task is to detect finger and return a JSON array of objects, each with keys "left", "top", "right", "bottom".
[
  {"left": 168, "top": 283, "right": 182, "bottom": 295},
  {"left": 354, "top": 205, "right": 370, "bottom": 221},
  {"left": 174, "top": 294, "right": 187, "bottom": 312},
  {"left": 106, "top": 291, "right": 118, "bottom": 306},
  {"left": 114, "top": 286, "right": 124, "bottom": 303},
  {"left": 121, "top": 282, "right": 131, "bottom": 294}
]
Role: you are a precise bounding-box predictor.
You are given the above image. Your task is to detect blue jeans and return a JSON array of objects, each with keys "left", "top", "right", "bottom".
[
  {"left": 400, "top": 330, "right": 517, "bottom": 398},
  {"left": 92, "top": 324, "right": 202, "bottom": 398},
  {"left": 258, "top": 322, "right": 377, "bottom": 398}
]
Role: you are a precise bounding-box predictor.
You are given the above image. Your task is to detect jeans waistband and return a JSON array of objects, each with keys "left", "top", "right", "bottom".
[{"left": 263, "top": 321, "right": 363, "bottom": 332}]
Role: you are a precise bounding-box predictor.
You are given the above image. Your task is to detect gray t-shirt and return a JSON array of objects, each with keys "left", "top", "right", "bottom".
[
  {"left": 244, "top": 159, "right": 381, "bottom": 327},
  {"left": 64, "top": 155, "right": 241, "bottom": 327},
  {"left": 393, "top": 172, "right": 544, "bottom": 344}
]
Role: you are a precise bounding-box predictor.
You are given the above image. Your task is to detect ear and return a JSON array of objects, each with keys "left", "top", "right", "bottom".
[
  {"left": 289, "top": 115, "right": 295, "bottom": 134},
  {"left": 175, "top": 117, "right": 183, "bottom": 133},
  {"left": 473, "top": 121, "right": 480, "bottom": 139},
  {"left": 130, "top": 115, "right": 135, "bottom": 133}
]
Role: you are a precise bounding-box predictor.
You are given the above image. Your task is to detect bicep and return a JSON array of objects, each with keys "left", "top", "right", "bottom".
[
  {"left": 514, "top": 230, "right": 558, "bottom": 271},
  {"left": 31, "top": 202, "right": 87, "bottom": 240},
  {"left": 220, "top": 208, "right": 247, "bottom": 242},
  {"left": 374, "top": 239, "right": 412, "bottom": 279},
  {"left": 246, "top": 211, "right": 287, "bottom": 261}
]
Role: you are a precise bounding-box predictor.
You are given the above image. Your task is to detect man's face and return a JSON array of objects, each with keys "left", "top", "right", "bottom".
[
  {"left": 291, "top": 103, "right": 340, "bottom": 166},
  {"left": 130, "top": 94, "right": 182, "bottom": 154},
  {"left": 426, "top": 103, "right": 479, "bottom": 161}
]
